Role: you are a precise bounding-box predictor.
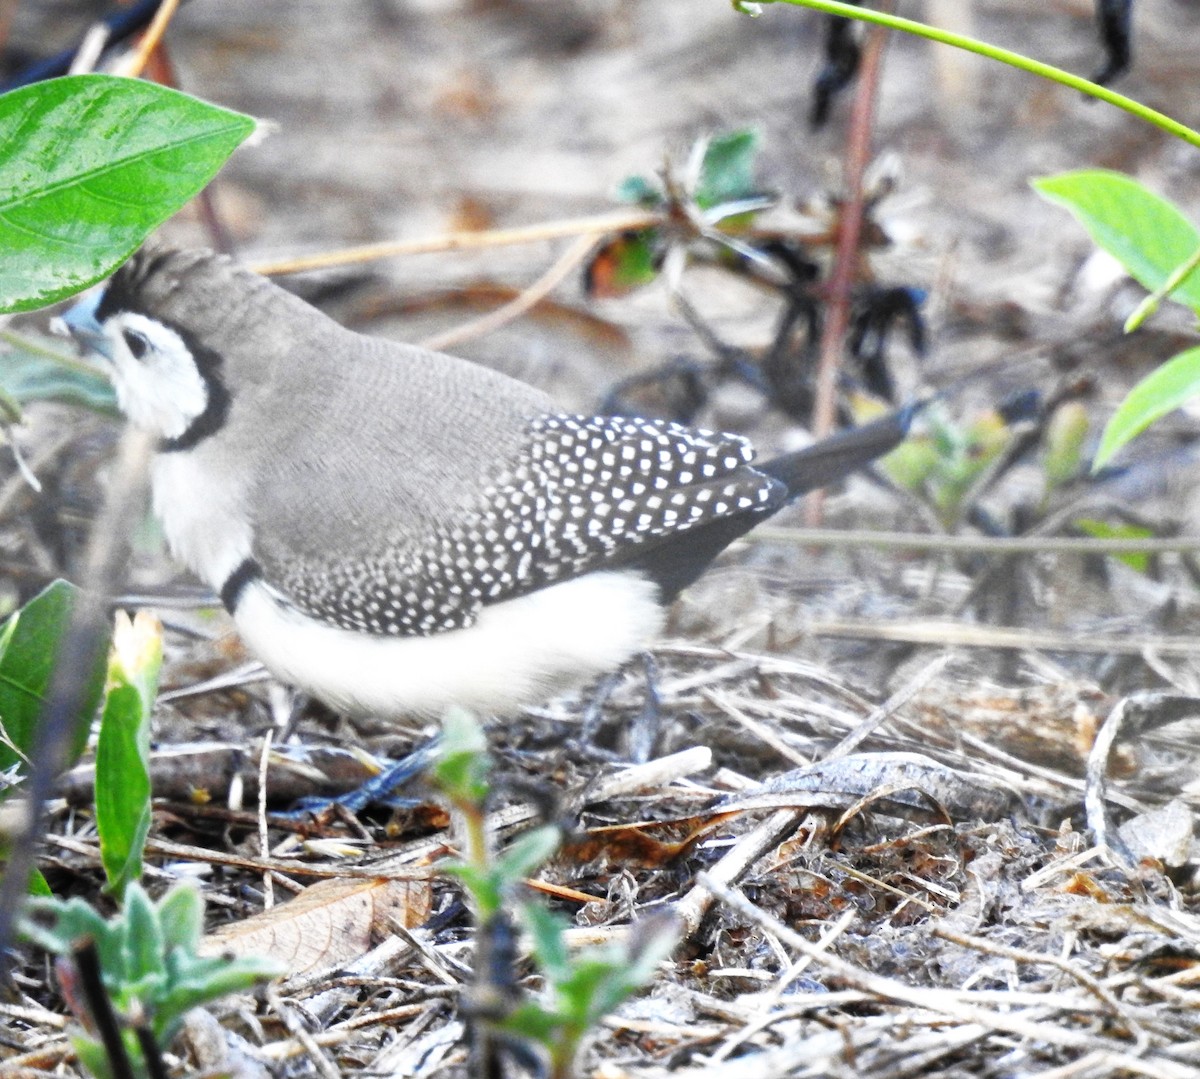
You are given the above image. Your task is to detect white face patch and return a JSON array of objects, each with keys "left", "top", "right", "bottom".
[{"left": 99, "top": 312, "right": 208, "bottom": 440}]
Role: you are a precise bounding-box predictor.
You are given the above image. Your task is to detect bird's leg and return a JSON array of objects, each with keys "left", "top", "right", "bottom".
[
  {"left": 578, "top": 671, "right": 624, "bottom": 761},
  {"left": 284, "top": 740, "right": 439, "bottom": 819},
  {"left": 278, "top": 687, "right": 311, "bottom": 742},
  {"left": 627, "top": 652, "right": 662, "bottom": 764},
  {"left": 578, "top": 652, "right": 662, "bottom": 762}
]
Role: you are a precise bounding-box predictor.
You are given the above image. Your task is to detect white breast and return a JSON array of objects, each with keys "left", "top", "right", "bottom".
[
  {"left": 232, "top": 569, "right": 665, "bottom": 717},
  {"left": 151, "top": 451, "right": 254, "bottom": 590}
]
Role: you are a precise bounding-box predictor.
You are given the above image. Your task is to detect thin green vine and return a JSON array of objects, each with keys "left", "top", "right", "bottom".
[
  {"left": 735, "top": 0, "right": 1200, "bottom": 150},
  {"left": 1125, "top": 243, "right": 1200, "bottom": 332}
]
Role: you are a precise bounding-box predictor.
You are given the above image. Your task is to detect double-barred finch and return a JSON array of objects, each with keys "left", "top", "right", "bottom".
[{"left": 63, "top": 244, "right": 912, "bottom": 718}]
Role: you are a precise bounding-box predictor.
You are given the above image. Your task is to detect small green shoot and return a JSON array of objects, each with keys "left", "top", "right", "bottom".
[
  {"left": 95, "top": 611, "right": 162, "bottom": 900},
  {"left": 879, "top": 403, "right": 1010, "bottom": 525},
  {"left": 589, "top": 129, "right": 769, "bottom": 297},
  {"left": 882, "top": 398, "right": 1092, "bottom": 525},
  {"left": 503, "top": 904, "right": 678, "bottom": 1079},
  {"left": 1042, "top": 400, "right": 1089, "bottom": 492},
  {"left": 430, "top": 710, "right": 678, "bottom": 1078},
  {"left": 430, "top": 706, "right": 491, "bottom": 809},
  {"left": 20, "top": 881, "right": 281, "bottom": 1079}
]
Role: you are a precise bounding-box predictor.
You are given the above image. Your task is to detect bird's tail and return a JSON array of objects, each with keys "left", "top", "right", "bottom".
[{"left": 757, "top": 403, "right": 920, "bottom": 498}]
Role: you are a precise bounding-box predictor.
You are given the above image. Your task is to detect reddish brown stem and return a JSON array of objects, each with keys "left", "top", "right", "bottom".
[{"left": 806, "top": 2, "right": 892, "bottom": 524}]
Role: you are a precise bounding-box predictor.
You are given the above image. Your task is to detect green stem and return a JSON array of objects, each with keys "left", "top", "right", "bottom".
[
  {"left": 463, "top": 804, "right": 489, "bottom": 877},
  {"left": 0, "top": 329, "right": 100, "bottom": 376},
  {"left": 747, "top": 0, "right": 1200, "bottom": 149},
  {"left": 0, "top": 385, "right": 21, "bottom": 425},
  {"left": 1125, "top": 243, "right": 1200, "bottom": 332}
]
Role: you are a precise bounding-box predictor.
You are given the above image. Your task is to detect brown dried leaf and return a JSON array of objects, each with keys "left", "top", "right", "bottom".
[
  {"left": 565, "top": 816, "right": 724, "bottom": 870},
  {"left": 202, "top": 877, "right": 431, "bottom": 977},
  {"left": 913, "top": 684, "right": 1121, "bottom": 776}
]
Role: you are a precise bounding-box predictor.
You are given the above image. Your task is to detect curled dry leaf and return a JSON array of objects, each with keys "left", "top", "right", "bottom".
[{"left": 564, "top": 816, "right": 726, "bottom": 870}]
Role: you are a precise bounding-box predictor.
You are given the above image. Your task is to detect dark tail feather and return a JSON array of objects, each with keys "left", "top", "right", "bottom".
[
  {"left": 617, "top": 402, "right": 921, "bottom": 603},
  {"left": 757, "top": 402, "right": 920, "bottom": 498}
]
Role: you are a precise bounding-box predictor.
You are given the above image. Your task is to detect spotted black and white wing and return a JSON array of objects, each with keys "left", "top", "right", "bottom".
[{"left": 266, "top": 412, "right": 784, "bottom": 637}]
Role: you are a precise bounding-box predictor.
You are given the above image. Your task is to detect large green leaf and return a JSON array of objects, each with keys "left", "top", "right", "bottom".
[
  {"left": 1033, "top": 170, "right": 1200, "bottom": 313},
  {"left": 1094, "top": 345, "right": 1200, "bottom": 469},
  {"left": 0, "top": 580, "right": 109, "bottom": 782},
  {"left": 0, "top": 74, "right": 256, "bottom": 313}
]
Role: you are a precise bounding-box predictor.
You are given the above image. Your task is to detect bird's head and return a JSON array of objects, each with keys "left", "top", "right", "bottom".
[
  {"left": 55, "top": 244, "right": 298, "bottom": 447},
  {"left": 61, "top": 282, "right": 210, "bottom": 441}
]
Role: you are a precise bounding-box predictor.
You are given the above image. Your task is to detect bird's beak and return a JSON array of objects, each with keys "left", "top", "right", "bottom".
[{"left": 55, "top": 289, "right": 112, "bottom": 361}]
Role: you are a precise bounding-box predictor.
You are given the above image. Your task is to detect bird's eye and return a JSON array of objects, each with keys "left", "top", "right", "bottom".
[{"left": 122, "top": 328, "right": 149, "bottom": 360}]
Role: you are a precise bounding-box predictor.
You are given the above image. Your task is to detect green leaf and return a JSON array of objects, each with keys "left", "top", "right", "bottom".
[
  {"left": 520, "top": 900, "right": 572, "bottom": 983},
  {"left": 880, "top": 434, "right": 939, "bottom": 491},
  {"left": 0, "top": 612, "right": 16, "bottom": 663},
  {"left": 122, "top": 884, "right": 165, "bottom": 986},
  {"left": 555, "top": 955, "right": 628, "bottom": 1027},
  {"left": 614, "top": 174, "right": 662, "bottom": 206},
  {"left": 155, "top": 879, "right": 204, "bottom": 953},
  {"left": 585, "top": 231, "right": 660, "bottom": 297},
  {"left": 96, "top": 613, "right": 162, "bottom": 898},
  {"left": 0, "top": 580, "right": 109, "bottom": 782},
  {"left": 495, "top": 825, "right": 561, "bottom": 888},
  {"left": 155, "top": 953, "right": 282, "bottom": 1042},
  {"left": 0, "top": 74, "right": 256, "bottom": 313},
  {"left": 23, "top": 882, "right": 280, "bottom": 1063},
  {"left": 431, "top": 707, "right": 490, "bottom": 805},
  {"left": 20, "top": 895, "right": 110, "bottom": 956},
  {"left": 1033, "top": 170, "right": 1200, "bottom": 313},
  {"left": 72, "top": 1034, "right": 122, "bottom": 1079},
  {"left": 444, "top": 825, "right": 559, "bottom": 922},
  {"left": 1075, "top": 518, "right": 1155, "bottom": 573},
  {"left": 500, "top": 1000, "right": 564, "bottom": 1043},
  {"left": 0, "top": 332, "right": 117, "bottom": 413},
  {"left": 696, "top": 129, "right": 761, "bottom": 209},
  {"left": 442, "top": 862, "right": 503, "bottom": 921},
  {"left": 1093, "top": 345, "right": 1200, "bottom": 469},
  {"left": 93, "top": 681, "right": 152, "bottom": 892},
  {"left": 27, "top": 867, "right": 52, "bottom": 897}
]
